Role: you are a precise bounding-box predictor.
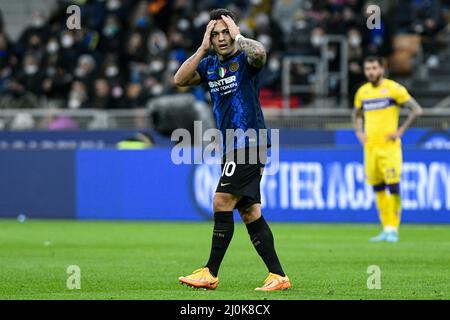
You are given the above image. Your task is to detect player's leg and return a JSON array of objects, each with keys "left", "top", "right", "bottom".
[
  {"left": 178, "top": 192, "right": 239, "bottom": 289},
  {"left": 385, "top": 183, "right": 401, "bottom": 242},
  {"left": 238, "top": 203, "right": 290, "bottom": 291},
  {"left": 365, "top": 147, "right": 390, "bottom": 241},
  {"left": 383, "top": 147, "right": 403, "bottom": 242},
  {"left": 205, "top": 192, "right": 241, "bottom": 276},
  {"left": 370, "top": 182, "right": 391, "bottom": 242}
]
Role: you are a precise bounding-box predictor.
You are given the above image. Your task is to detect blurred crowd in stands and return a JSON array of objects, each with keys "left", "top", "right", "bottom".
[{"left": 0, "top": 0, "right": 449, "bottom": 113}]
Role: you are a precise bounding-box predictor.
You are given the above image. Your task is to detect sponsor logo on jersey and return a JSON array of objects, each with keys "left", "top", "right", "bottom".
[
  {"left": 208, "top": 76, "right": 236, "bottom": 89},
  {"left": 362, "top": 98, "right": 395, "bottom": 111},
  {"left": 229, "top": 61, "right": 239, "bottom": 72}
]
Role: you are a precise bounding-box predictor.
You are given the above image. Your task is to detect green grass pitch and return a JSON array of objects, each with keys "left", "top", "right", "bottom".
[{"left": 0, "top": 219, "right": 449, "bottom": 300}]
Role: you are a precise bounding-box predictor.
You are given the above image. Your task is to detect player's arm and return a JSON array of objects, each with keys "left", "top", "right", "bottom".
[
  {"left": 352, "top": 88, "right": 366, "bottom": 145},
  {"left": 174, "top": 20, "right": 216, "bottom": 87},
  {"left": 388, "top": 97, "right": 424, "bottom": 140},
  {"left": 353, "top": 107, "right": 366, "bottom": 145},
  {"left": 221, "top": 15, "right": 267, "bottom": 68}
]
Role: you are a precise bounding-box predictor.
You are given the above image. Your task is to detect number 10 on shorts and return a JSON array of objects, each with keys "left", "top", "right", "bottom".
[{"left": 222, "top": 161, "right": 236, "bottom": 177}]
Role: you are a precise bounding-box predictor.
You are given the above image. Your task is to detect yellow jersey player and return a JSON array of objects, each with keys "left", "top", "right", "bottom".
[{"left": 353, "top": 56, "right": 423, "bottom": 243}]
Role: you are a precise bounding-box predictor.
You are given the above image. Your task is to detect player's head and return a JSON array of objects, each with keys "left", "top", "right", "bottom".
[
  {"left": 209, "top": 8, "right": 237, "bottom": 57},
  {"left": 364, "top": 56, "right": 385, "bottom": 85}
]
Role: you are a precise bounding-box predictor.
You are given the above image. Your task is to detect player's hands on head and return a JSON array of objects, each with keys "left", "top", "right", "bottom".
[
  {"left": 200, "top": 20, "right": 216, "bottom": 53},
  {"left": 221, "top": 15, "right": 240, "bottom": 40}
]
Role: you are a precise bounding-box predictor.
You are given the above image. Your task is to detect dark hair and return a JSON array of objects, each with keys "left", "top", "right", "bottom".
[
  {"left": 364, "top": 56, "right": 384, "bottom": 66},
  {"left": 209, "top": 8, "right": 236, "bottom": 21}
]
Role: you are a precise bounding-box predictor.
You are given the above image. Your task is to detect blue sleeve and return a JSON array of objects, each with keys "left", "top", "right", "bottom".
[{"left": 196, "top": 56, "right": 209, "bottom": 83}]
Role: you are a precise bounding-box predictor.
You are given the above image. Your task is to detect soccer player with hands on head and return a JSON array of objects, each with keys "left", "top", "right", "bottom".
[{"left": 175, "top": 8, "right": 290, "bottom": 292}]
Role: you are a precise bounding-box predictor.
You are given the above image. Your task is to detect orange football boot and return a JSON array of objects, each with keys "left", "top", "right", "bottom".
[
  {"left": 255, "top": 273, "right": 291, "bottom": 291},
  {"left": 178, "top": 267, "right": 219, "bottom": 290}
]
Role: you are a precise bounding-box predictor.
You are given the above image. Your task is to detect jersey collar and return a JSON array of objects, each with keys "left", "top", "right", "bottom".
[{"left": 218, "top": 49, "right": 241, "bottom": 63}]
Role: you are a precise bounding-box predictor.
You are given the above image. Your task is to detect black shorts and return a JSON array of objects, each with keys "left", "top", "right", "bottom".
[{"left": 216, "top": 147, "right": 267, "bottom": 210}]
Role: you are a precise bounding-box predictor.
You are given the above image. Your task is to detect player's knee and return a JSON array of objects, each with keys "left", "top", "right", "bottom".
[
  {"left": 373, "top": 183, "right": 386, "bottom": 192},
  {"left": 387, "top": 183, "right": 400, "bottom": 195},
  {"left": 213, "top": 193, "right": 235, "bottom": 212},
  {"left": 239, "top": 211, "right": 256, "bottom": 224},
  {"left": 238, "top": 208, "right": 252, "bottom": 224},
  {"left": 238, "top": 205, "right": 261, "bottom": 224}
]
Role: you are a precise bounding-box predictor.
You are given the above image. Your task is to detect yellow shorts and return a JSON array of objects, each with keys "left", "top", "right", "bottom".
[{"left": 364, "top": 145, "right": 402, "bottom": 186}]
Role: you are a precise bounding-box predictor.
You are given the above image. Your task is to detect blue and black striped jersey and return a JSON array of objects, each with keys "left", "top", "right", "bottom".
[{"left": 197, "top": 50, "right": 270, "bottom": 152}]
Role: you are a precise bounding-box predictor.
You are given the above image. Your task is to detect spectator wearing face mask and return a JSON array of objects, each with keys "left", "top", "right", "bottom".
[
  {"left": 42, "top": 55, "right": 60, "bottom": 99},
  {"left": 100, "top": 55, "right": 126, "bottom": 109},
  {"left": 101, "top": 54, "right": 125, "bottom": 83},
  {"left": 45, "top": 37, "right": 60, "bottom": 58},
  {"left": 348, "top": 28, "right": 363, "bottom": 60},
  {"left": 58, "top": 30, "right": 80, "bottom": 72},
  {"left": 347, "top": 28, "right": 365, "bottom": 108},
  {"left": 74, "top": 54, "right": 97, "bottom": 91},
  {"left": 13, "top": 54, "right": 44, "bottom": 96},
  {"left": 143, "top": 75, "right": 165, "bottom": 99},
  {"left": 42, "top": 64, "right": 73, "bottom": 104},
  {"left": 106, "top": 0, "right": 130, "bottom": 23},
  {"left": 15, "top": 11, "right": 50, "bottom": 57},
  {"left": 261, "top": 52, "right": 282, "bottom": 90},
  {"left": 67, "top": 81, "right": 89, "bottom": 109},
  {"left": 309, "top": 26, "right": 326, "bottom": 54},
  {"left": 253, "top": 12, "right": 278, "bottom": 53},
  {"left": 99, "top": 15, "right": 123, "bottom": 53},
  {"left": 0, "top": 53, "right": 41, "bottom": 109},
  {"left": 164, "top": 54, "right": 183, "bottom": 93}
]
